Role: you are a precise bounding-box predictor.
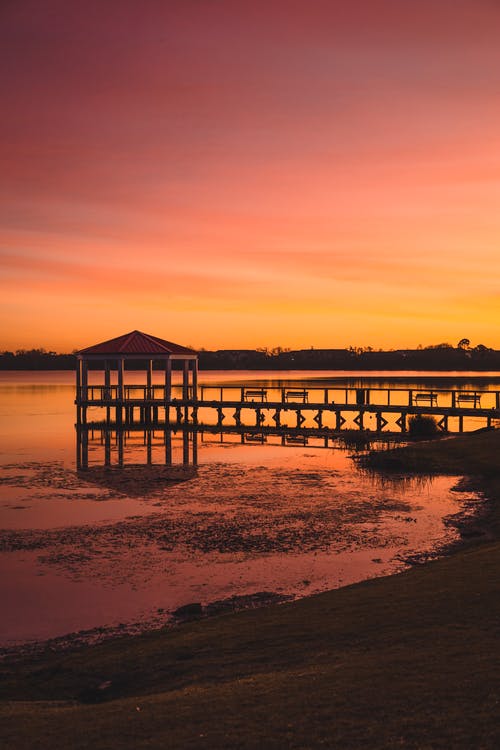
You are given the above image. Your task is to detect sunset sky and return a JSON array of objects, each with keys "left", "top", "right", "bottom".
[{"left": 1, "top": 0, "right": 500, "bottom": 352}]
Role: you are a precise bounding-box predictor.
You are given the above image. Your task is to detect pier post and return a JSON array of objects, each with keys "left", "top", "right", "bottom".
[
  {"left": 313, "top": 410, "right": 323, "bottom": 428},
  {"left": 76, "top": 427, "right": 82, "bottom": 469},
  {"left": 354, "top": 412, "right": 364, "bottom": 429},
  {"left": 118, "top": 429, "right": 124, "bottom": 467},
  {"left": 192, "top": 430, "right": 198, "bottom": 465},
  {"left": 165, "top": 429, "right": 172, "bottom": 465},
  {"left": 183, "top": 430, "right": 190, "bottom": 464},
  {"left": 105, "top": 429, "right": 111, "bottom": 466},
  {"left": 438, "top": 416, "right": 448, "bottom": 432},
  {"left": 144, "top": 429, "right": 151, "bottom": 464},
  {"left": 81, "top": 428, "right": 88, "bottom": 469},
  {"left": 295, "top": 410, "right": 306, "bottom": 428},
  {"left": 376, "top": 413, "right": 388, "bottom": 432}
]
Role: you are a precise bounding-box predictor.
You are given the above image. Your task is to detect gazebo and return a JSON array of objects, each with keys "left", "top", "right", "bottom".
[{"left": 75, "top": 330, "right": 198, "bottom": 425}]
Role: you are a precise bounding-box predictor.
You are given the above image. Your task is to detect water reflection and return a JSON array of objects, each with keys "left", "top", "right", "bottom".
[
  {"left": 0, "top": 372, "right": 488, "bottom": 648},
  {"left": 76, "top": 422, "right": 399, "bottom": 471},
  {"left": 76, "top": 464, "right": 197, "bottom": 497},
  {"left": 76, "top": 425, "right": 198, "bottom": 469}
]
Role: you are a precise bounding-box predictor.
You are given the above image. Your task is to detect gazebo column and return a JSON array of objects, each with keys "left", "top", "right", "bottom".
[
  {"left": 165, "top": 358, "right": 172, "bottom": 424},
  {"left": 76, "top": 359, "right": 82, "bottom": 424},
  {"left": 182, "top": 360, "right": 189, "bottom": 399},
  {"left": 117, "top": 358, "right": 124, "bottom": 424},
  {"left": 81, "top": 359, "right": 88, "bottom": 424},
  {"left": 190, "top": 359, "right": 198, "bottom": 425},
  {"left": 104, "top": 359, "right": 111, "bottom": 423},
  {"left": 147, "top": 359, "right": 153, "bottom": 398},
  {"left": 146, "top": 358, "right": 153, "bottom": 423},
  {"left": 183, "top": 359, "right": 189, "bottom": 423},
  {"left": 192, "top": 359, "right": 198, "bottom": 401}
]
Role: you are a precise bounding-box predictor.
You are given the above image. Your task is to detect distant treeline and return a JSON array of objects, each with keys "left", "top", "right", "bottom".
[{"left": 1, "top": 343, "right": 500, "bottom": 371}]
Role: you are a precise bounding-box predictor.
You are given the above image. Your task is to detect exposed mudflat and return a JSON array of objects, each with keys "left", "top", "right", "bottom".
[{"left": 0, "top": 447, "right": 481, "bottom": 653}]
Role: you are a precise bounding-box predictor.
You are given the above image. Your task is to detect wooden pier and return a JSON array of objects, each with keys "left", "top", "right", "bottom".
[
  {"left": 76, "top": 383, "right": 500, "bottom": 435},
  {"left": 74, "top": 331, "right": 500, "bottom": 470}
]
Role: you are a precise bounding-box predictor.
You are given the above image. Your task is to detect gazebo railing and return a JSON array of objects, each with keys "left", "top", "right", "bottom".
[{"left": 77, "top": 385, "right": 196, "bottom": 402}]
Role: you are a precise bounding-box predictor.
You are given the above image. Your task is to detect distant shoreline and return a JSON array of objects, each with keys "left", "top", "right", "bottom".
[{"left": 2, "top": 345, "right": 500, "bottom": 372}]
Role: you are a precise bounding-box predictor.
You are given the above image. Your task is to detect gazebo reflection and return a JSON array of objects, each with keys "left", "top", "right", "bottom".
[{"left": 76, "top": 424, "right": 198, "bottom": 470}]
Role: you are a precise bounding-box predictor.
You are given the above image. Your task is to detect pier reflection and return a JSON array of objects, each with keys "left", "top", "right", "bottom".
[
  {"left": 76, "top": 421, "right": 394, "bottom": 473},
  {"left": 76, "top": 424, "right": 198, "bottom": 470}
]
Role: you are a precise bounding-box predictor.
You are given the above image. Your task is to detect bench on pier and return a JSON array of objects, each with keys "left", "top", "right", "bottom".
[
  {"left": 284, "top": 389, "right": 308, "bottom": 403},
  {"left": 285, "top": 435, "right": 308, "bottom": 446},
  {"left": 414, "top": 392, "right": 438, "bottom": 406},
  {"left": 244, "top": 388, "right": 268, "bottom": 402},
  {"left": 456, "top": 393, "right": 481, "bottom": 407},
  {"left": 244, "top": 433, "right": 267, "bottom": 443}
]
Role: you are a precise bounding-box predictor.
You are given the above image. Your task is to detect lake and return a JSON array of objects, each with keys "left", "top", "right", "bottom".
[{"left": 1, "top": 370, "right": 495, "bottom": 649}]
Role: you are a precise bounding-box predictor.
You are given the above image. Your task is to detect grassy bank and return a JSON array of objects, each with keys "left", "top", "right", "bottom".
[
  {"left": 362, "top": 427, "right": 500, "bottom": 477},
  {"left": 1, "top": 431, "right": 499, "bottom": 749}
]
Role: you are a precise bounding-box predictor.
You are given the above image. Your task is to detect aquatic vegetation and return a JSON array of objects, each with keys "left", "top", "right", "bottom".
[{"left": 408, "top": 414, "right": 440, "bottom": 437}]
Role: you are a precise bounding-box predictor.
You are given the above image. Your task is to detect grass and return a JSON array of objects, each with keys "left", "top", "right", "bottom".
[
  {"left": 1, "top": 430, "right": 500, "bottom": 749},
  {"left": 362, "top": 427, "right": 500, "bottom": 477}
]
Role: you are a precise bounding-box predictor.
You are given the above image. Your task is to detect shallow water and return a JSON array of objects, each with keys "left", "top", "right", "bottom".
[{"left": 0, "top": 370, "right": 487, "bottom": 647}]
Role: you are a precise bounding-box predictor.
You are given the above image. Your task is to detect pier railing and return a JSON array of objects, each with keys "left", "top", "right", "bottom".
[
  {"left": 75, "top": 383, "right": 500, "bottom": 435},
  {"left": 76, "top": 384, "right": 500, "bottom": 411}
]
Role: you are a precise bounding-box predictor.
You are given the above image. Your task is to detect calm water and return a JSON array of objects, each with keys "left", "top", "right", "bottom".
[{"left": 0, "top": 370, "right": 492, "bottom": 648}]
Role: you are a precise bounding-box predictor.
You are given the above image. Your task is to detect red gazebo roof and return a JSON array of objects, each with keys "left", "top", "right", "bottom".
[{"left": 77, "top": 330, "right": 197, "bottom": 357}]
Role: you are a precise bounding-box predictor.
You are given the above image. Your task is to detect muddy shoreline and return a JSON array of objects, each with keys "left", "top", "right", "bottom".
[{"left": 0, "top": 458, "right": 490, "bottom": 664}]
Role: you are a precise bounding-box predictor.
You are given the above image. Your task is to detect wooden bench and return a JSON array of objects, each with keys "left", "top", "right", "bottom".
[
  {"left": 284, "top": 389, "right": 308, "bottom": 403},
  {"left": 285, "top": 435, "right": 308, "bottom": 445},
  {"left": 414, "top": 392, "right": 438, "bottom": 406},
  {"left": 456, "top": 393, "right": 481, "bottom": 407},
  {"left": 244, "top": 433, "right": 267, "bottom": 443},
  {"left": 244, "top": 388, "right": 268, "bottom": 402}
]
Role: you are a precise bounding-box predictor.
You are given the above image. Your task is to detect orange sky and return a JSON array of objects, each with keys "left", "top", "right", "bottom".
[{"left": 1, "top": 0, "right": 500, "bottom": 352}]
